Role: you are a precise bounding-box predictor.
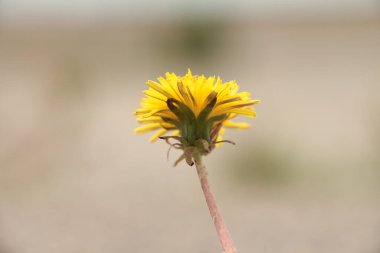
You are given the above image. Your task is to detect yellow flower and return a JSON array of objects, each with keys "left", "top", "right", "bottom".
[{"left": 134, "top": 69, "right": 260, "bottom": 165}]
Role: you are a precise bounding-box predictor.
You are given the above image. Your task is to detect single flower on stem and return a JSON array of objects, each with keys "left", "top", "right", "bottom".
[{"left": 134, "top": 69, "right": 260, "bottom": 253}]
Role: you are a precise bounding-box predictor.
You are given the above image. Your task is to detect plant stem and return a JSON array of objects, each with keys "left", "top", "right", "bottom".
[{"left": 193, "top": 152, "right": 237, "bottom": 253}]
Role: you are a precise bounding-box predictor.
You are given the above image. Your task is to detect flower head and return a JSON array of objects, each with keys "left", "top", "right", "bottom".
[{"left": 134, "top": 69, "right": 260, "bottom": 165}]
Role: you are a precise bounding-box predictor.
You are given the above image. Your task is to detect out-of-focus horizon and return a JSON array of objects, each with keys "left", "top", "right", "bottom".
[
  {"left": 1, "top": 0, "right": 380, "bottom": 24},
  {"left": 0, "top": 1, "right": 379, "bottom": 253}
]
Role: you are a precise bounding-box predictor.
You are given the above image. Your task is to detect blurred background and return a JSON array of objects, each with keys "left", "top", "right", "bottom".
[{"left": 0, "top": 0, "right": 380, "bottom": 252}]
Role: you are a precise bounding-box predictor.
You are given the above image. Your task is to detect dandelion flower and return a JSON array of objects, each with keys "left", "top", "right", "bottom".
[{"left": 134, "top": 69, "right": 260, "bottom": 165}]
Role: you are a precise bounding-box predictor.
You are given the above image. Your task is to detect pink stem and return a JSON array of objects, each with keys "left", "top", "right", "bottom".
[{"left": 194, "top": 155, "right": 237, "bottom": 253}]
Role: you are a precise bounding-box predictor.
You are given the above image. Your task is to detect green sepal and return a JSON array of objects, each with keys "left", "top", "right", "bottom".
[
  {"left": 167, "top": 98, "right": 183, "bottom": 119},
  {"left": 197, "top": 91, "right": 217, "bottom": 123},
  {"left": 165, "top": 93, "right": 222, "bottom": 147},
  {"left": 167, "top": 98, "right": 196, "bottom": 122},
  {"left": 207, "top": 114, "right": 227, "bottom": 124},
  {"left": 161, "top": 117, "right": 180, "bottom": 128}
]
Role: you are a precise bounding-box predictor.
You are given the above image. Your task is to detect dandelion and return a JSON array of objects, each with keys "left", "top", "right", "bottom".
[
  {"left": 133, "top": 69, "right": 260, "bottom": 253},
  {"left": 134, "top": 69, "right": 260, "bottom": 165}
]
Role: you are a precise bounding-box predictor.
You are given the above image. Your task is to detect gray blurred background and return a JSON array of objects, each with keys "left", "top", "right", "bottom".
[{"left": 0, "top": 1, "right": 380, "bottom": 252}]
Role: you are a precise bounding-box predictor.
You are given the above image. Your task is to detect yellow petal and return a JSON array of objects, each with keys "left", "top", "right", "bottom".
[
  {"left": 223, "top": 120, "right": 251, "bottom": 129},
  {"left": 147, "top": 80, "right": 172, "bottom": 98},
  {"left": 137, "top": 116, "right": 162, "bottom": 123},
  {"left": 222, "top": 108, "right": 257, "bottom": 118},
  {"left": 149, "top": 128, "right": 168, "bottom": 142},
  {"left": 134, "top": 123, "right": 162, "bottom": 134}
]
